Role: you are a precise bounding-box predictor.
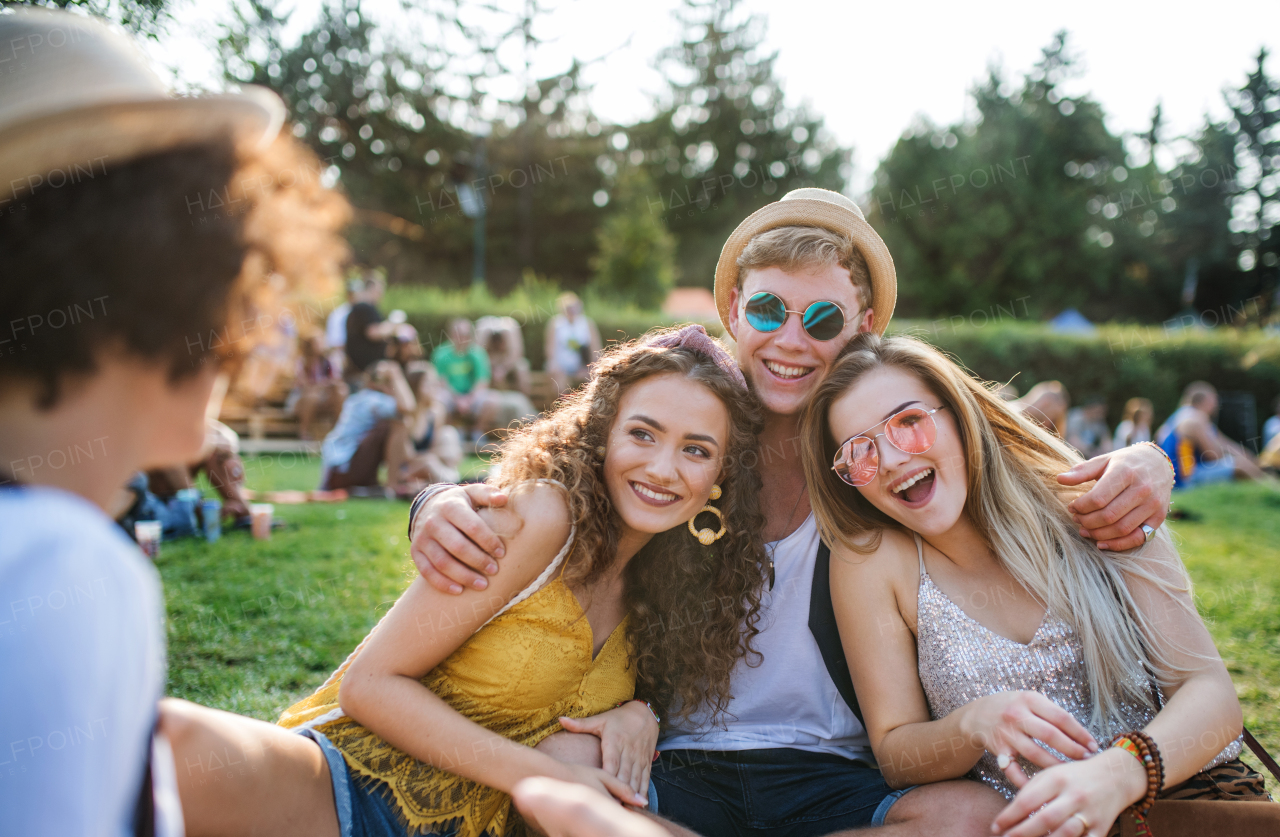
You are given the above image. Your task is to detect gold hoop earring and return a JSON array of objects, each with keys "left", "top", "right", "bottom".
[{"left": 688, "top": 505, "right": 726, "bottom": 545}]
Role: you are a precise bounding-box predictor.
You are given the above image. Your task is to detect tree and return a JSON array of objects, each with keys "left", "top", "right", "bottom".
[
  {"left": 627, "top": 0, "right": 848, "bottom": 286},
  {"left": 6, "top": 0, "right": 169, "bottom": 38},
  {"left": 219, "top": 0, "right": 477, "bottom": 284},
  {"left": 1221, "top": 47, "right": 1280, "bottom": 312},
  {"left": 589, "top": 167, "right": 677, "bottom": 309},
  {"left": 218, "top": 0, "right": 611, "bottom": 292},
  {"left": 868, "top": 32, "right": 1186, "bottom": 322}
]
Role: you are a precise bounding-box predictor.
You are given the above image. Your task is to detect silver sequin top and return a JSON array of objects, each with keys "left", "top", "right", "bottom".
[{"left": 912, "top": 533, "right": 1240, "bottom": 799}]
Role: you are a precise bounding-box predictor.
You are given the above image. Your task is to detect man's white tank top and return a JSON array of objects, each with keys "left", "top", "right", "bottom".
[{"left": 659, "top": 513, "right": 875, "bottom": 763}]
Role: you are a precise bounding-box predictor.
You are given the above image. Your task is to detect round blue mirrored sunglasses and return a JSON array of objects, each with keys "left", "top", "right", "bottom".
[{"left": 744, "top": 292, "right": 846, "bottom": 341}]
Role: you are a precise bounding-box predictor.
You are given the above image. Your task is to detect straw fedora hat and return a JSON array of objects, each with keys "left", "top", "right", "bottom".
[
  {"left": 0, "top": 8, "right": 284, "bottom": 201},
  {"left": 713, "top": 187, "right": 897, "bottom": 336}
]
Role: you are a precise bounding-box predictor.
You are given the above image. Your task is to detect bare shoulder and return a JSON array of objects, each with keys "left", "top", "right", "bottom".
[
  {"left": 481, "top": 481, "right": 573, "bottom": 575},
  {"left": 830, "top": 527, "right": 920, "bottom": 589}
]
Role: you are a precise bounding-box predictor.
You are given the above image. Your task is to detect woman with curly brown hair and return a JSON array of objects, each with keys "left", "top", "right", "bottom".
[{"left": 163, "top": 324, "right": 769, "bottom": 837}]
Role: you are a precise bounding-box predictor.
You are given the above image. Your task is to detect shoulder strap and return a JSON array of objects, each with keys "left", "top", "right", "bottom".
[
  {"left": 914, "top": 532, "right": 925, "bottom": 576},
  {"left": 480, "top": 506, "right": 575, "bottom": 627},
  {"left": 314, "top": 481, "right": 574, "bottom": 697},
  {"left": 1244, "top": 728, "right": 1280, "bottom": 784},
  {"left": 808, "top": 540, "right": 864, "bottom": 724}
]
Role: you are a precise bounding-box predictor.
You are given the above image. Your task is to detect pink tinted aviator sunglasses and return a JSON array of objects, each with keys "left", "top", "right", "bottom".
[{"left": 831, "top": 405, "right": 946, "bottom": 487}]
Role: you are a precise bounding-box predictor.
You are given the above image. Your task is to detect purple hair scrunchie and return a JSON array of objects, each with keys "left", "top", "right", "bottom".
[{"left": 644, "top": 324, "right": 747, "bottom": 391}]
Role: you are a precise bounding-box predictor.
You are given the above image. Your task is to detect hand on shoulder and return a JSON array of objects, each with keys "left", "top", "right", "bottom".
[{"left": 485, "top": 480, "right": 573, "bottom": 579}]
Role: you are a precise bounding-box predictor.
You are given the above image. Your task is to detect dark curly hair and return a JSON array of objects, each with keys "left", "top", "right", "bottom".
[
  {"left": 489, "top": 330, "right": 769, "bottom": 726},
  {"left": 0, "top": 132, "right": 350, "bottom": 407}
]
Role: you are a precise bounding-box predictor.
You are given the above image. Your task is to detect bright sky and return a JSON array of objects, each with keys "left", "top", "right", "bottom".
[{"left": 146, "top": 0, "right": 1279, "bottom": 194}]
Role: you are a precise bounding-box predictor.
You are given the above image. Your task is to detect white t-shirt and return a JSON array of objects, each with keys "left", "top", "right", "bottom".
[
  {"left": 549, "top": 314, "right": 593, "bottom": 374},
  {"left": 660, "top": 513, "right": 874, "bottom": 763},
  {"left": 325, "top": 302, "right": 352, "bottom": 349},
  {"left": 0, "top": 486, "right": 181, "bottom": 836}
]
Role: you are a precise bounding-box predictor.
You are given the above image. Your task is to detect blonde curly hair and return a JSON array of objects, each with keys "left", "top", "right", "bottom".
[{"left": 489, "top": 329, "right": 768, "bottom": 725}]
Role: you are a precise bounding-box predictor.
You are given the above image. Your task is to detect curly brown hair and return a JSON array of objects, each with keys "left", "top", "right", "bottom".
[
  {"left": 0, "top": 132, "right": 350, "bottom": 407},
  {"left": 489, "top": 330, "right": 769, "bottom": 726}
]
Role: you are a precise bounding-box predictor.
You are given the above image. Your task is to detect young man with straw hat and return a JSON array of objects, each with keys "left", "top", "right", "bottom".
[
  {"left": 410, "top": 186, "right": 1176, "bottom": 835},
  {"left": 0, "top": 8, "right": 348, "bottom": 834}
]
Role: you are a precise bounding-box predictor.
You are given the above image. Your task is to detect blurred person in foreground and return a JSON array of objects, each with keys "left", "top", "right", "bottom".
[
  {"left": 545, "top": 291, "right": 602, "bottom": 394},
  {"left": 160, "top": 327, "right": 766, "bottom": 837},
  {"left": 0, "top": 9, "right": 348, "bottom": 835},
  {"left": 1113, "top": 397, "right": 1154, "bottom": 449},
  {"left": 1065, "top": 396, "right": 1113, "bottom": 459},
  {"left": 407, "top": 189, "right": 1179, "bottom": 836},
  {"left": 1156, "top": 381, "right": 1272, "bottom": 486},
  {"left": 319, "top": 360, "right": 421, "bottom": 497}
]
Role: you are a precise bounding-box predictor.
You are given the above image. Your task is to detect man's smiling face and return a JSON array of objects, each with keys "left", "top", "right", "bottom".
[{"left": 728, "top": 262, "right": 874, "bottom": 418}]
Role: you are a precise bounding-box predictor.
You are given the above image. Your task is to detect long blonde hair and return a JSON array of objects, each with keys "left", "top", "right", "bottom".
[{"left": 801, "top": 333, "right": 1195, "bottom": 731}]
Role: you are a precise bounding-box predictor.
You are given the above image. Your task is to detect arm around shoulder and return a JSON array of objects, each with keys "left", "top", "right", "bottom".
[{"left": 338, "top": 482, "right": 577, "bottom": 794}]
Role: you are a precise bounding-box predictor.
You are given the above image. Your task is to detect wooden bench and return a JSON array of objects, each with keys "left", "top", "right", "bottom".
[
  {"left": 219, "top": 404, "right": 301, "bottom": 441},
  {"left": 527, "top": 371, "right": 560, "bottom": 413}
]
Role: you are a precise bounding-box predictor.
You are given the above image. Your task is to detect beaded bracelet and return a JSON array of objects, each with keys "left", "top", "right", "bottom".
[
  {"left": 1137, "top": 441, "right": 1177, "bottom": 486},
  {"left": 1110, "top": 731, "right": 1164, "bottom": 837}
]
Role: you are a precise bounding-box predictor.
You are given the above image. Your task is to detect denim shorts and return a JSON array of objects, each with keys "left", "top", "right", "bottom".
[
  {"left": 301, "top": 728, "right": 459, "bottom": 837},
  {"left": 649, "top": 748, "right": 914, "bottom": 836}
]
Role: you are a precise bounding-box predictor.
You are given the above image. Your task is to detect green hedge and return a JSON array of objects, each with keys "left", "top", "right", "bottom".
[
  {"left": 386, "top": 282, "right": 1280, "bottom": 445},
  {"left": 386, "top": 278, "right": 722, "bottom": 371},
  {"left": 891, "top": 320, "right": 1280, "bottom": 446}
]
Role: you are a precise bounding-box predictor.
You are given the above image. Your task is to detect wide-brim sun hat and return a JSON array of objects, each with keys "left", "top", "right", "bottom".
[
  {"left": 0, "top": 8, "right": 285, "bottom": 200},
  {"left": 714, "top": 187, "right": 897, "bottom": 336}
]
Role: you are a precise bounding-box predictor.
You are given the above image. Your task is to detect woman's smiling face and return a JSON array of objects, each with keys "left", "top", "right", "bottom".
[
  {"left": 604, "top": 371, "right": 729, "bottom": 536},
  {"left": 827, "top": 365, "right": 968, "bottom": 537}
]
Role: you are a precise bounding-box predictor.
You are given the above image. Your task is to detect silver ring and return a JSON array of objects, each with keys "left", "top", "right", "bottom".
[{"left": 1142, "top": 524, "right": 1156, "bottom": 543}]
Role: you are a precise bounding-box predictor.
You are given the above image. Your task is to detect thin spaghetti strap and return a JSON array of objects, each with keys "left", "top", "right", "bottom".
[
  {"left": 308, "top": 479, "right": 573, "bottom": 695},
  {"left": 914, "top": 531, "right": 925, "bottom": 577},
  {"left": 480, "top": 479, "right": 573, "bottom": 626}
]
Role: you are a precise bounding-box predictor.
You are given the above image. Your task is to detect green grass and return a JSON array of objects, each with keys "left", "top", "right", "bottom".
[
  {"left": 161, "top": 457, "right": 1280, "bottom": 775},
  {"left": 1160, "top": 482, "right": 1280, "bottom": 777}
]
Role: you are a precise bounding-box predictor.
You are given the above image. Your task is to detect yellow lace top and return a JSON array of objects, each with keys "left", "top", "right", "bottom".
[{"left": 278, "top": 519, "right": 636, "bottom": 837}]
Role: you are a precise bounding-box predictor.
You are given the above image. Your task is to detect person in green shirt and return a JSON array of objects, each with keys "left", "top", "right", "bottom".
[{"left": 433, "top": 318, "right": 492, "bottom": 424}]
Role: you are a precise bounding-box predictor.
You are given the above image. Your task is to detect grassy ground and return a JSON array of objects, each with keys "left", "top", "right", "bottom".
[{"left": 161, "top": 456, "right": 1280, "bottom": 774}]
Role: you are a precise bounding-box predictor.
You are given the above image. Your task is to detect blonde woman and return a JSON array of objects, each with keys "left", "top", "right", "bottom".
[{"left": 800, "top": 333, "right": 1267, "bottom": 837}]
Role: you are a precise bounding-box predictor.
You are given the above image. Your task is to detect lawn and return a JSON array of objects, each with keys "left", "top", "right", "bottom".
[{"left": 160, "top": 455, "right": 1280, "bottom": 776}]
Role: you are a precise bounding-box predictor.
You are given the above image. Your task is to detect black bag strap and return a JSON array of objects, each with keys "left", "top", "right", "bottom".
[
  {"left": 1243, "top": 728, "right": 1280, "bottom": 785},
  {"left": 808, "top": 540, "right": 864, "bottom": 724},
  {"left": 1102, "top": 549, "right": 1280, "bottom": 786}
]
